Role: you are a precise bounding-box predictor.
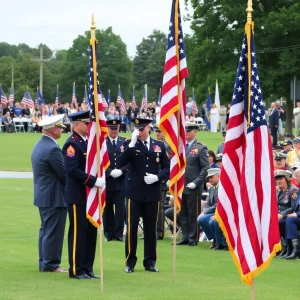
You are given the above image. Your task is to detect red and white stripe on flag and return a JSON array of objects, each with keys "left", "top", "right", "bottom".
[
  {"left": 216, "top": 23, "right": 281, "bottom": 285},
  {"left": 86, "top": 40, "right": 110, "bottom": 228},
  {"left": 159, "top": 0, "right": 188, "bottom": 212},
  {"left": 117, "top": 95, "right": 126, "bottom": 114}
]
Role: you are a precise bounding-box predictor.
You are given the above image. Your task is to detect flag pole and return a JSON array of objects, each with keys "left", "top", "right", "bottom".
[
  {"left": 172, "top": 0, "right": 181, "bottom": 281},
  {"left": 90, "top": 14, "right": 104, "bottom": 294},
  {"left": 246, "top": 0, "right": 255, "bottom": 299}
]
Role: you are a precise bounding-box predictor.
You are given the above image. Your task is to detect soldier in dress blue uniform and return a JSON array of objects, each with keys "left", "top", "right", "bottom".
[
  {"left": 274, "top": 170, "right": 298, "bottom": 258},
  {"left": 119, "top": 118, "right": 170, "bottom": 273},
  {"left": 103, "top": 119, "right": 127, "bottom": 241},
  {"left": 62, "top": 111, "right": 105, "bottom": 279}
]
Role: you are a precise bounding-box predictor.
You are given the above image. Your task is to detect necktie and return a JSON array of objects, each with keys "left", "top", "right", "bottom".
[
  {"left": 112, "top": 140, "right": 117, "bottom": 150},
  {"left": 144, "top": 141, "right": 148, "bottom": 151},
  {"left": 185, "top": 143, "right": 189, "bottom": 151}
]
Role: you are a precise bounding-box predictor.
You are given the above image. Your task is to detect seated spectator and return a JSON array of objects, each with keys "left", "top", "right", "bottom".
[
  {"left": 41, "top": 109, "right": 49, "bottom": 120},
  {"left": 216, "top": 153, "right": 223, "bottom": 169},
  {"left": 186, "top": 112, "right": 195, "bottom": 123},
  {"left": 62, "top": 113, "right": 71, "bottom": 133},
  {"left": 69, "top": 103, "right": 77, "bottom": 114},
  {"left": 22, "top": 104, "right": 31, "bottom": 132},
  {"left": 198, "top": 168, "right": 227, "bottom": 250},
  {"left": 51, "top": 106, "right": 58, "bottom": 116},
  {"left": 274, "top": 153, "right": 290, "bottom": 171},
  {"left": 32, "top": 111, "right": 42, "bottom": 132},
  {"left": 291, "top": 166, "right": 300, "bottom": 188},
  {"left": 14, "top": 102, "right": 22, "bottom": 118},
  {"left": 216, "top": 131, "right": 226, "bottom": 154},
  {"left": 274, "top": 144, "right": 284, "bottom": 153},
  {"left": 284, "top": 188, "right": 300, "bottom": 259},
  {"left": 4, "top": 111, "right": 13, "bottom": 133},
  {"left": 275, "top": 170, "right": 298, "bottom": 258},
  {"left": 119, "top": 111, "right": 128, "bottom": 132},
  {"left": 208, "top": 150, "right": 218, "bottom": 168},
  {"left": 288, "top": 138, "right": 300, "bottom": 167},
  {"left": 284, "top": 133, "right": 292, "bottom": 141}
]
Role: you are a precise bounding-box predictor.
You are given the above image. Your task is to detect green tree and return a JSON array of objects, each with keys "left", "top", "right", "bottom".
[
  {"left": 185, "top": 0, "right": 300, "bottom": 132},
  {"left": 133, "top": 30, "right": 166, "bottom": 100}
]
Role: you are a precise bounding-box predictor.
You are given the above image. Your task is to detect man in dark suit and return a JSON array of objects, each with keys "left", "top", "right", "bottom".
[
  {"left": 57, "top": 103, "right": 68, "bottom": 115},
  {"left": 119, "top": 111, "right": 128, "bottom": 132},
  {"left": 104, "top": 120, "right": 127, "bottom": 241},
  {"left": 31, "top": 115, "right": 67, "bottom": 273},
  {"left": 269, "top": 102, "right": 279, "bottom": 148},
  {"left": 198, "top": 168, "right": 227, "bottom": 250},
  {"left": 119, "top": 118, "right": 170, "bottom": 273},
  {"left": 63, "top": 111, "right": 105, "bottom": 280},
  {"left": 177, "top": 122, "right": 209, "bottom": 246}
]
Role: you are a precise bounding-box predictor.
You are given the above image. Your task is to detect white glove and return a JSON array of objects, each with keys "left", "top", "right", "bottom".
[
  {"left": 144, "top": 173, "right": 159, "bottom": 185},
  {"left": 95, "top": 177, "right": 106, "bottom": 188},
  {"left": 166, "top": 180, "right": 170, "bottom": 187},
  {"left": 186, "top": 182, "right": 196, "bottom": 189},
  {"left": 129, "top": 129, "right": 139, "bottom": 148},
  {"left": 110, "top": 169, "right": 123, "bottom": 178}
]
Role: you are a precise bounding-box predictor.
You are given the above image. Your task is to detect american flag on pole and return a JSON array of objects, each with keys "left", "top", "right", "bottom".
[
  {"left": 21, "top": 90, "right": 34, "bottom": 108},
  {"left": 72, "top": 82, "right": 77, "bottom": 106},
  {"left": 1, "top": 86, "right": 8, "bottom": 105},
  {"left": 86, "top": 37, "right": 110, "bottom": 228},
  {"left": 192, "top": 88, "right": 198, "bottom": 116},
  {"left": 107, "top": 89, "right": 111, "bottom": 107},
  {"left": 216, "top": 22, "right": 281, "bottom": 286},
  {"left": 159, "top": 0, "right": 188, "bottom": 212},
  {"left": 8, "top": 85, "right": 14, "bottom": 102},
  {"left": 132, "top": 85, "right": 137, "bottom": 111},
  {"left": 140, "top": 84, "right": 147, "bottom": 114},
  {"left": 157, "top": 88, "right": 162, "bottom": 105},
  {"left": 55, "top": 85, "right": 60, "bottom": 105},
  {"left": 100, "top": 90, "right": 108, "bottom": 109},
  {"left": 83, "top": 85, "right": 89, "bottom": 110},
  {"left": 116, "top": 85, "right": 126, "bottom": 114}
]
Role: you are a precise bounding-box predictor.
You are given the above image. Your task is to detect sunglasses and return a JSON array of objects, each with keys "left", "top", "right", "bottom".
[{"left": 154, "top": 129, "right": 161, "bottom": 133}]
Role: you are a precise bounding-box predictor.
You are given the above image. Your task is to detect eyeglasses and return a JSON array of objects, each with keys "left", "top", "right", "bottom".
[{"left": 154, "top": 130, "right": 161, "bottom": 133}]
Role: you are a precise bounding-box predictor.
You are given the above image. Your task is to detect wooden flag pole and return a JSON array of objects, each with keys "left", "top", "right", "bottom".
[
  {"left": 247, "top": 0, "right": 255, "bottom": 297},
  {"left": 172, "top": 0, "right": 181, "bottom": 281},
  {"left": 91, "top": 14, "right": 104, "bottom": 294}
]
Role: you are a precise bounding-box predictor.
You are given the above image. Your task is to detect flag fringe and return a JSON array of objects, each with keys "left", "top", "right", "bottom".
[
  {"left": 86, "top": 213, "right": 101, "bottom": 229},
  {"left": 215, "top": 210, "right": 282, "bottom": 286}
]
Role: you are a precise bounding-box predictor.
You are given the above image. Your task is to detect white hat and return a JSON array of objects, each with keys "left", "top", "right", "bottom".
[
  {"left": 185, "top": 121, "right": 199, "bottom": 129},
  {"left": 38, "top": 114, "right": 66, "bottom": 129},
  {"left": 274, "top": 169, "right": 292, "bottom": 179},
  {"left": 206, "top": 168, "right": 221, "bottom": 178}
]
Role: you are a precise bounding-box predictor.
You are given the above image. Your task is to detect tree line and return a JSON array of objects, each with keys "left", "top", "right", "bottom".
[{"left": 0, "top": 1, "right": 299, "bottom": 130}]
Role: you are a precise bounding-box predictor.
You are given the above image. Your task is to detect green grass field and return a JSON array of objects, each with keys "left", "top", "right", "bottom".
[{"left": 1, "top": 132, "right": 300, "bottom": 299}]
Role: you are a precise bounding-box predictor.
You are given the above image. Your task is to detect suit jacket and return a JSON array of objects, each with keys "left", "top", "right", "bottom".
[
  {"left": 31, "top": 135, "right": 66, "bottom": 207},
  {"left": 216, "top": 142, "right": 224, "bottom": 154},
  {"left": 203, "top": 185, "right": 218, "bottom": 214},
  {"left": 269, "top": 108, "right": 279, "bottom": 128},
  {"left": 105, "top": 136, "right": 128, "bottom": 191},
  {"left": 276, "top": 184, "right": 298, "bottom": 218},
  {"left": 184, "top": 140, "right": 209, "bottom": 195},
  {"left": 120, "top": 115, "right": 128, "bottom": 124},
  {"left": 119, "top": 138, "right": 170, "bottom": 202},
  {"left": 63, "top": 131, "right": 97, "bottom": 205}
]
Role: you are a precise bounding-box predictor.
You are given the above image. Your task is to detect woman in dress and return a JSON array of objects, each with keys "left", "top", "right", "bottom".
[
  {"left": 186, "top": 112, "right": 195, "bottom": 123},
  {"left": 210, "top": 104, "right": 219, "bottom": 133}
]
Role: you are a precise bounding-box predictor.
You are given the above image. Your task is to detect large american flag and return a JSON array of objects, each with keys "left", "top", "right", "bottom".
[
  {"left": 192, "top": 88, "right": 198, "bottom": 116},
  {"left": 116, "top": 85, "right": 126, "bottom": 114},
  {"left": 55, "top": 85, "right": 59, "bottom": 105},
  {"left": 21, "top": 90, "right": 34, "bottom": 108},
  {"left": 140, "top": 84, "right": 147, "bottom": 114},
  {"left": 159, "top": 0, "right": 188, "bottom": 212},
  {"left": 1, "top": 86, "right": 8, "bottom": 105},
  {"left": 72, "top": 82, "right": 77, "bottom": 106},
  {"left": 132, "top": 85, "right": 137, "bottom": 110},
  {"left": 86, "top": 39, "right": 110, "bottom": 228},
  {"left": 216, "top": 25, "right": 281, "bottom": 285},
  {"left": 9, "top": 85, "right": 14, "bottom": 103}
]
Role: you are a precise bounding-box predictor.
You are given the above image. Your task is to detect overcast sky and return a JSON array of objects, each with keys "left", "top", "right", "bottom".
[{"left": 1, "top": 0, "right": 192, "bottom": 58}]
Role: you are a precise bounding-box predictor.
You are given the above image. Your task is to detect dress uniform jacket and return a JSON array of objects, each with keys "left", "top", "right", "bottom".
[
  {"left": 276, "top": 184, "right": 298, "bottom": 218},
  {"left": 105, "top": 136, "right": 128, "bottom": 191},
  {"left": 119, "top": 138, "right": 170, "bottom": 201},
  {"left": 183, "top": 140, "right": 209, "bottom": 195},
  {"left": 62, "top": 131, "right": 97, "bottom": 277},
  {"left": 63, "top": 132, "right": 97, "bottom": 204}
]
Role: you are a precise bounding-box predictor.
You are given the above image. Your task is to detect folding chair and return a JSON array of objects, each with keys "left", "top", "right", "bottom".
[{"left": 13, "top": 118, "right": 25, "bottom": 133}]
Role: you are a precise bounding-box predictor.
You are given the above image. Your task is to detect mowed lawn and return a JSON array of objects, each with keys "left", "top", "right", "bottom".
[
  {"left": 1, "top": 132, "right": 300, "bottom": 299},
  {"left": 0, "top": 131, "right": 223, "bottom": 172}
]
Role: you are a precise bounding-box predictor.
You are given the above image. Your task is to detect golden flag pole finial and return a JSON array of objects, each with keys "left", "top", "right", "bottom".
[
  {"left": 91, "top": 14, "right": 96, "bottom": 39},
  {"left": 247, "top": 0, "right": 253, "bottom": 24}
]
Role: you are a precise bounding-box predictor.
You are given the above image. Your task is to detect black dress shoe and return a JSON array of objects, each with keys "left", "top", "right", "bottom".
[
  {"left": 214, "top": 245, "right": 224, "bottom": 250},
  {"left": 188, "top": 242, "right": 197, "bottom": 246},
  {"left": 125, "top": 266, "right": 134, "bottom": 273},
  {"left": 175, "top": 240, "right": 189, "bottom": 245},
  {"left": 156, "top": 236, "right": 163, "bottom": 240},
  {"left": 115, "top": 237, "right": 125, "bottom": 242},
  {"left": 70, "top": 274, "right": 92, "bottom": 279},
  {"left": 105, "top": 237, "right": 113, "bottom": 242},
  {"left": 222, "top": 246, "right": 229, "bottom": 251},
  {"left": 145, "top": 266, "right": 159, "bottom": 272},
  {"left": 209, "top": 242, "right": 216, "bottom": 249},
  {"left": 87, "top": 272, "right": 100, "bottom": 278}
]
